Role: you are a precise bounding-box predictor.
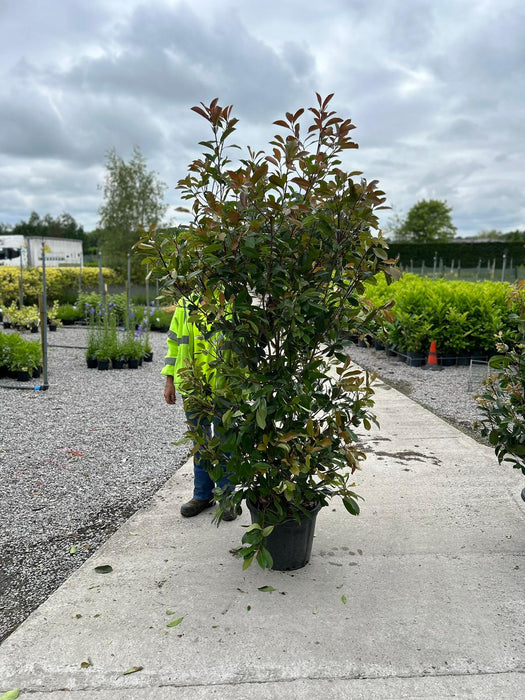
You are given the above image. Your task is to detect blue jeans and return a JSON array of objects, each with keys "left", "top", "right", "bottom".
[{"left": 185, "top": 411, "right": 230, "bottom": 501}]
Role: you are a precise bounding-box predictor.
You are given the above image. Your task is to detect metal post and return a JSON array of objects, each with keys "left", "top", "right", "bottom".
[
  {"left": 127, "top": 252, "right": 131, "bottom": 329},
  {"left": 19, "top": 250, "right": 24, "bottom": 308},
  {"left": 433, "top": 253, "right": 437, "bottom": 279},
  {"left": 40, "top": 241, "right": 49, "bottom": 388},
  {"left": 145, "top": 264, "right": 150, "bottom": 308},
  {"left": 98, "top": 251, "right": 104, "bottom": 303},
  {"left": 501, "top": 253, "right": 507, "bottom": 283}
]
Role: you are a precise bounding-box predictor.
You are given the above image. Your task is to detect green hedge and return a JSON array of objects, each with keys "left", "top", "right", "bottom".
[
  {"left": 386, "top": 241, "right": 525, "bottom": 268},
  {"left": 364, "top": 274, "right": 524, "bottom": 356},
  {"left": 0, "top": 266, "right": 121, "bottom": 306}
]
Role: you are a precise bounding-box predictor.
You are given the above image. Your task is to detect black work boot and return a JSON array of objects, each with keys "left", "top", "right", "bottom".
[{"left": 180, "top": 498, "right": 215, "bottom": 517}]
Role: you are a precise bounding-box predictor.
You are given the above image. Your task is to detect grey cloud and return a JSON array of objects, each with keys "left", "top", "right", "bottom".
[{"left": 0, "top": 91, "right": 73, "bottom": 160}]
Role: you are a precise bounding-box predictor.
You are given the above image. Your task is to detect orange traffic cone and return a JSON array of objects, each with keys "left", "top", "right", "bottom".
[{"left": 424, "top": 340, "right": 442, "bottom": 371}]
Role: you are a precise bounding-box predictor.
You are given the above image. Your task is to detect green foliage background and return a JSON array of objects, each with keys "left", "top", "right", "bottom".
[{"left": 387, "top": 241, "right": 525, "bottom": 267}]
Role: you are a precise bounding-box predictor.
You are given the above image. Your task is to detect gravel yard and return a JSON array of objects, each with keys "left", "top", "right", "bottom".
[
  {"left": 0, "top": 328, "right": 489, "bottom": 642},
  {"left": 0, "top": 326, "right": 189, "bottom": 643}
]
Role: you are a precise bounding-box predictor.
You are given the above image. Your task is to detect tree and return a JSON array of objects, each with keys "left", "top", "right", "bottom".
[
  {"left": 10, "top": 211, "right": 84, "bottom": 240},
  {"left": 98, "top": 146, "right": 167, "bottom": 277},
  {"left": 393, "top": 199, "right": 457, "bottom": 242}
]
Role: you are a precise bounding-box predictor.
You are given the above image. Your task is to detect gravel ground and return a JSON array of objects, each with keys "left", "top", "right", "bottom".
[
  {"left": 345, "top": 342, "right": 488, "bottom": 440},
  {"left": 0, "top": 329, "right": 489, "bottom": 643},
  {"left": 0, "top": 326, "right": 189, "bottom": 643}
]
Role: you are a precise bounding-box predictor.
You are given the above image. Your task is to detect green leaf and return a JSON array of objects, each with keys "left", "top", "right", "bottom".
[
  {"left": 341, "top": 595, "right": 347, "bottom": 604},
  {"left": 166, "top": 610, "right": 176, "bottom": 615},
  {"left": 242, "top": 554, "right": 255, "bottom": 570},
  {"left": 342, "top": 497, "right": 360, "bottom": 516},
  {"left": 256, "top": 547, "right": 274, "bottom": 570},
  {"left": 70, "top": 545, "right": 77, "bottom": 554},
  {"left": 256, "top": 400, "right": 267, "bottom": 429},
  {"left": 123, "top": 666, "right": 143, "bottom": 675},
  {"left": 0, "top": 691, "right": 20, "bottom": 700},
  {"left": 94, "top": 565, "right": 113, "bottom": 574},
  {"left": 167, "top": 616, "right": 184, "bottom": 628},
  {"left": 257, "top": 585, "right": 275, "bottom": 593}
]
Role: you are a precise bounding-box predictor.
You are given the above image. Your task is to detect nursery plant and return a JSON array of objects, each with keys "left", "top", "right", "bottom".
[
  {"left": 138, "top": 95, "right": 398, "bottom": 569},
  {"left": 4, "top": 303, "right": 40, "bottom": 331},
  {"left": 477, "top": 282, "right": 525, "bottom": 475},
  {"left": 47, "top": 300, "right": 63, "bottom": 329}
]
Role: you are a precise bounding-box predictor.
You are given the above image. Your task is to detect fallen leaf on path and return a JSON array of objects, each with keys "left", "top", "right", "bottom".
[
  {"left": 94, "top": 565, "right": 113, "bottom": 574},
  {"left": 0, "top": 690, "right": 20, "bottom": 700},
  {"left": 167, "top": 617, "right": 184, "bottom": 628}
]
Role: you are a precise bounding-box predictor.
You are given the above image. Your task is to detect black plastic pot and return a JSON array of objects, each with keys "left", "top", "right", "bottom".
[
  {"left": 246, "top": 500, "right": 322, "bottom": 571},
  {"left": 406, "top": 351, "right": 425, "bottom": 367},
  {"left": 97, "top": 359, "right": 110, "bottom": 370},
  {"left": 17, "top": 370, "right": 31, "bottom": 381},
  {"left": 128, "top": 358, "right": 139, "bottom": 369},
  {"left": 86, "top": 357, "right": 98, "bottom": 369},
  {"left": 111, "top": 358, "right": 125, "bottom": 369},
  {"left": 143, "top": 351, "right": 153, "bottom": 362}
]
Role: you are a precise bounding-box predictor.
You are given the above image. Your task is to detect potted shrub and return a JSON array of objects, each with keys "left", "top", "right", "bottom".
[
  {"left": 476, "top": 282, "right": 525, "bottom": 497},
  {"left": 5, "top": 302, "right": 39, "bottom": 331},
  {"left": 395, "top": 310, "right": 432, "bottom": 366},
  {"left": 47, "top": 300, "right": 63, "bottom": 331},
  {"left": 9, "top": 335, "right": 41, "bottom": 381},
  {"left": 57, "top": 303, "right": 84, "bottom": 325},
  {"left": 85, "top": 306, "right": 99, "bottom": 367},
  {"left": 138, "top": 95, "right": 398, "bottom": 569},
  {"left": 120, "top": 330, "right": 143, "bottom": 368}
]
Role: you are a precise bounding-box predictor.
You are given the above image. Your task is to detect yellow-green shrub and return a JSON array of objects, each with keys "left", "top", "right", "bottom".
[{"left": 0, "top": 266, "right": 120, "bottom": 305}]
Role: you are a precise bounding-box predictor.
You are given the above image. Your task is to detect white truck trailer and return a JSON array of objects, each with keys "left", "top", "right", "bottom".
[{"left": 0, "top": 235, "right": 83, "bottom": 267}]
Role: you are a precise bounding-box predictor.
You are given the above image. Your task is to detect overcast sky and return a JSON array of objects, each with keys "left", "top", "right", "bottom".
[{"left": 1, "top": 0, "right": 524, "bottom": 237}]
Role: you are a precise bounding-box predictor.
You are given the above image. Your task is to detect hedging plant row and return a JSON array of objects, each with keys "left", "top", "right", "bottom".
[
  {"left": 0, "top": 266, "right": 121, "bottom": 306},
  {"left": 364, "top": 274, "right": 525, "bottom": 360}
]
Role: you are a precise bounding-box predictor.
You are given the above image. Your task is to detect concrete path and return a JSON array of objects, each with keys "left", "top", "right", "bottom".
[{"left": 1, "top": 379, "right": 524, "bottom": 699}]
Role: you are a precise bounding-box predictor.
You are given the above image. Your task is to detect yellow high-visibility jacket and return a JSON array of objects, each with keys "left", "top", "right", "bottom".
[{"left": 161, "top": 298, "right": 221, "bottom": 393}]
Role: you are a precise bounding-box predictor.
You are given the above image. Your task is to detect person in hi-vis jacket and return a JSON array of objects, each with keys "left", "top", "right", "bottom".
[{"left": 162, "top": 297, "right": 236, "bottom": 520}]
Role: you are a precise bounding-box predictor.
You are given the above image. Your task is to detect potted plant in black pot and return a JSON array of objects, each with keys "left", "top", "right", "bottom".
[{"left": 138, "top": 95, "right": 398, "bottom": 570}]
